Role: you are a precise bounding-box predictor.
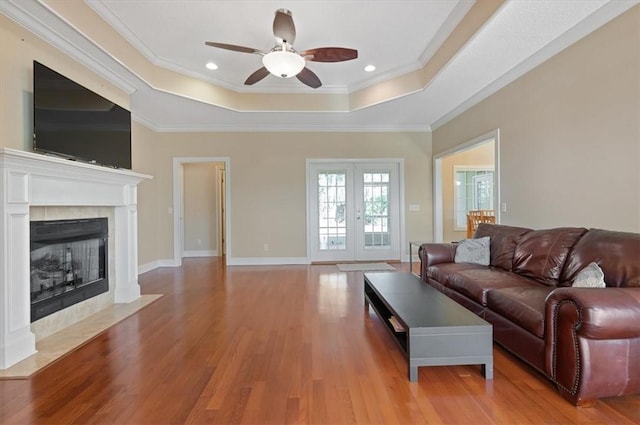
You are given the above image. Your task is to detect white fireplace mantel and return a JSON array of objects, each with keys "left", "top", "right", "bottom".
[{"left": 0, "top": 148, "right": 152, "bottom": 369}]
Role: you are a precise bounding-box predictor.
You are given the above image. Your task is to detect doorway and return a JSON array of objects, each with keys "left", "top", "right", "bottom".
[
  {"left": 173, "top": 157, "right": 230, "bottom": 266},
  {"left": 307, "top": 160, "right": 403, "bottom": 262},
  {"left": 433, "top": 130, "right": 500, "bottom": 242}
]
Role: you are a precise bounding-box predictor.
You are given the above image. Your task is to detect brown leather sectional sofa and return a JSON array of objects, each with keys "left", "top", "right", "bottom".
[{"left": 418, "top": 223, "right": 640, "bottom": 406}]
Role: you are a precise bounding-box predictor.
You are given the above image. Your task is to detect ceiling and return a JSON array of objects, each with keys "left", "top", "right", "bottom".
[{"left": 2, "top": 0, "right": 638, "bottom": 132}]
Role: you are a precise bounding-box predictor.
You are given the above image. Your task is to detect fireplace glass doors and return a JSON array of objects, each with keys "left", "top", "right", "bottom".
[{"left": 30, "top": 218, "right": 108, "bottom": 322}]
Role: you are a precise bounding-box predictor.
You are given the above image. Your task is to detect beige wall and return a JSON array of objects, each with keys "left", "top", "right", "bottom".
[
  {"left": 442, "top": 141, "right": 495, "bottom": 242},
  {"left": 133, "top": 126, "right": 433, "bottom": 263},
  {"left": 1, "top": 11, "right": 433, "bottom": 266},
  {"left": 0, "top": 15, "right": 129, "bottom": 151},
  {"left": 433, "top": 5, "right": 640, "bottom": 232},
  {"left": 183, "top": 162, "right": 219, "bottom": 253},
  {"left": 7, "top": 4, "right": 639, "bottom": 267}
]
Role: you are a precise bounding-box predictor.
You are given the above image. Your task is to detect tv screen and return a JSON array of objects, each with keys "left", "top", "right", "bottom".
[{"left": 33, "top": 61, "right": 132, "bottom": 169}]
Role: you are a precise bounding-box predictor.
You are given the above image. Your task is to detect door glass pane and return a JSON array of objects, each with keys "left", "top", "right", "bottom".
[
  {"left": 318, "top": 172, "right": 346, "bottom": 250},
  {"left": 363, "top": 172, "right": 390, "bottom": 247}
]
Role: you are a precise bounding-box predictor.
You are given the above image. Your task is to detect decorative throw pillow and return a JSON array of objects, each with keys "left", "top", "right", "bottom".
[
  {"left": 454, "top": 236, "right": 490, "bottom": 266},
  {"left": 572, "top": 262, "right": 606, "bottom": 288}
]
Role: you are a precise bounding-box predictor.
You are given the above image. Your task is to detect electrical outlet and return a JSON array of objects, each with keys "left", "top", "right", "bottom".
[
  {"left": 501, "top": 202, "right": 507, "bottom": 213},
  {"left": 263, "top": 243, "right": 269, "bottom": 251}
]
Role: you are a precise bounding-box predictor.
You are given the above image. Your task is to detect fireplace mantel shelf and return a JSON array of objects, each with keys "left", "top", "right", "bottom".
[{"left": 0, "top": 148, "right": 152, "bottom": 369}]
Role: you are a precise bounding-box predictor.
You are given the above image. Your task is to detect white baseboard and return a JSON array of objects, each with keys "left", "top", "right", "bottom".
[
  {"left": 138, "top": 259, "right": 180, "bottom": 275},
  {"left": 226, "top": 257, "right": 309, "bottom": 266},
  {"left": 139, "top": 256, "right": 310, "bottom": 272},
  {"left": 182, "top": 250, "right": 218, "bottom": 258}
]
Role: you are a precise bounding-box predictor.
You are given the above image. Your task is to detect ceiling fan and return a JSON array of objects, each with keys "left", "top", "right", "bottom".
[{"left": 205, "top": 8, "right": 358, "bottom": 89}]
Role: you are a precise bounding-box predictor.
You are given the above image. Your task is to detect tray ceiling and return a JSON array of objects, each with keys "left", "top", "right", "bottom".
[{"left": 2, "top": 0, "right": 637, "bottom": 131}]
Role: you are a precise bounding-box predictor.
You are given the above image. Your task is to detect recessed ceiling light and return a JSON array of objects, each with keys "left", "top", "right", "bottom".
[
  {"left": 205, "top": 62, "right": 218, "bottom": 70},
  {"left": 364, "top": 64, "right": 376, "bottom": 72}
]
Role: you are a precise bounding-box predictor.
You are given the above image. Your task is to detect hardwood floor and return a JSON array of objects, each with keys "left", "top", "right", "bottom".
[{"left": 0, "top": 257, "right": 637, "bottom": 424}]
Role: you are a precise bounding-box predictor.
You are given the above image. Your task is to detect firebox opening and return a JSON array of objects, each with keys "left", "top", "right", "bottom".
[{"left": 30, "top": 218, "right": 109, "bottom": 322}]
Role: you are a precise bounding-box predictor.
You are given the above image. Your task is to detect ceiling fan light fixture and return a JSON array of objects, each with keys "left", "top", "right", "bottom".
[{"left": 262, "top": 50, "right": 305, "bottom": 78}]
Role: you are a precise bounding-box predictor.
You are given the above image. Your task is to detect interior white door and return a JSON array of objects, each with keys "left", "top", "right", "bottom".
[{"left": 308, "top": 161, "right": 400, "bottom": 262}]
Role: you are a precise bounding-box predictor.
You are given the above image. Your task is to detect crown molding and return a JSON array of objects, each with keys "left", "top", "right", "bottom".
[
  {"left": 418, "top": 0, "right": 476, "bottom": 65},
  {"left": 431, "top": 0, "right": 640, "bottom": 130},
  {"left": 1, "top": 0, "right": 140, "bottom": 95},
  {"left": 132, "top": 113, "right": 430, "bottom": 133}
]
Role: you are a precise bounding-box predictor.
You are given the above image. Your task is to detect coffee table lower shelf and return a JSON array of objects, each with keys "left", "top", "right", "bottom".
[{"left": 364, "top": 272, "right": 493, "bottom": 381}]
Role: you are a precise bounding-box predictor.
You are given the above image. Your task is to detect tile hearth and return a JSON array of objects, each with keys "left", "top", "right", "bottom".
[{"left": 0, "top": 294, "right": 162, "bottom": 379}]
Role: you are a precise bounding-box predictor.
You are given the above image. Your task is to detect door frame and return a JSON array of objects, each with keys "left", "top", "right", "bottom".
[
  {"left": 172, "top": 156, "right": 231, "bottom": 267},
  {"left": 305, "top": 158, "right": 406, "bottom": 263},
  {"left": 433, "top": 129, "right": 500, "bottom": 242}
]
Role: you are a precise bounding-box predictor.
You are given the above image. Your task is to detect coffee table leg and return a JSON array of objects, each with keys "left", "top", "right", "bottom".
[
  {"left": 409, "top": 362, "right": 418, "bottom": 381},
  {"left": 482, "top": 361, "right": 493, "bottom": 379}
]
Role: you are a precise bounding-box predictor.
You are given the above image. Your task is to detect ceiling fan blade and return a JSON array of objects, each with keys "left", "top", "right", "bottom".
[
  {"left": 273, "top": 9, "right": 296, "bottom": 44},
  {"left": 205, "top": 42, "right": 264, "bottom": 55},
  {"left": 244, "top": 67, "right": 270, "bottom": 85},
  {"left": 296, "top": 67, "right": 321, "bottom": 89},
  {"left": 301, "top": 47, "right": 358, "bottom": 62}
]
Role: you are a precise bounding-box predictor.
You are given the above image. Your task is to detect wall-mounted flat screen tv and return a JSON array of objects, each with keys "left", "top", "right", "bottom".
[{"left": 33, "top": 61, "right": 132, "bottom": 169}]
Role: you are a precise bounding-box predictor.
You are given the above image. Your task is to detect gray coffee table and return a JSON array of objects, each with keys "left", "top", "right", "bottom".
[{"left": 364, "top": 272, "right": 493, "bottom": 381}]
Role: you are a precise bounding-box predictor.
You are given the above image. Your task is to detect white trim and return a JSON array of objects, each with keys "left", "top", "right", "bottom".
[
  {"left": 172, "top": 157, "right": 231, "bottom": 267},
  {"left": 433, "top": 158, "right": 443, "bottom": 243},
  {"left": 226, "top": 257, "right": 309, "bottom": 266},
  {"left": 433, "top": 129, "right": 500, "bottom": 242},
  {"left": 131, "top": 116, "right": 431, "bottom": 133},
  {"left": 138, "top": 259, "right": 180, "bottom": 275},
  {"left": 183, "top": 250, "right": 218, "bottom": 258}
]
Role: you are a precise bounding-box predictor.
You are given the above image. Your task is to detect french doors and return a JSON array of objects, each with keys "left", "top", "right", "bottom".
[{"left": 307, "top": 161, "right": 401, "bottom": 262}]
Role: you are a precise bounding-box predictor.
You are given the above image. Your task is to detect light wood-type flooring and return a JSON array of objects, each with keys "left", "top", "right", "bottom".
[{"left": 0, "top": 257, "right": 638, "bottom": 424}]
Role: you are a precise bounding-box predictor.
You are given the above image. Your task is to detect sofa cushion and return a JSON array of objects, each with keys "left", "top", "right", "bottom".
[
  {"left": 448, "top": 268, "right": 535, "bottom": 306},
  {"left": 486, "top": 286, "right": 554, "bottom": 338},
  {"left": 427, "top": 263, "right": 486, "bottom": 287},
  {"left": 513, "top": 227, "right": 588, "bottom": 286},
  {"left": 454, "top": 236, "right": 490, "bottom": 265},
  {"left": 475, "top": 223, "right": 532, "bottom": 271},
  {"left": 560, "top": 229, "right": 640, "bottom": 288},
  {"left": 572, "top": 262, "right": 606, "bottom": 288}
]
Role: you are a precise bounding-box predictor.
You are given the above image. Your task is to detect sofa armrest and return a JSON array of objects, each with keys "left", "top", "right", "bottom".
[
  {"left": 418, "top": 243, "right": 457, "bottom": 281},
  {"left": 544, "top": 287, "right": 640, "bottom": 405}
]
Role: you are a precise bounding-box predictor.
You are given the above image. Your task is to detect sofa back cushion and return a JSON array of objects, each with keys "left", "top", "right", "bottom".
[
  {"left": 474, "top": 223, "right": 532, "bottom": 271},
  {"left": 513, "top": 227, "right": 588, "bottom": 285},
  {"left": 560, "top": 229, "right": 640, "bottom": 287}
]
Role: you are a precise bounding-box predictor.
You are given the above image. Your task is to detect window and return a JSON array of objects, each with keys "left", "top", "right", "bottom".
[{"left": 454, "top": 167, "right": 495, "bottom": 230}]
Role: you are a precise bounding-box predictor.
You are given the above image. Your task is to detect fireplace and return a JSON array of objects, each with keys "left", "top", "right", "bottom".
[
  {"left": 30, "top": 218, "right": 109, "bottom": 322},
  {"left": 0, "top": 147, "right": 151, "bottom": 369}
]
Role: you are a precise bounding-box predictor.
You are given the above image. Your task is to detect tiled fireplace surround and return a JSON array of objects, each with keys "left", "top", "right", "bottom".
[{"left": 0, "top": 148, "right": 151, "bottom": 369}]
